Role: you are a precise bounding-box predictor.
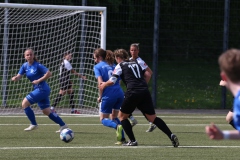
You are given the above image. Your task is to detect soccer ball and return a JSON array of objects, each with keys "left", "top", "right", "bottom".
[{"left": 60, "top": 128, "right": 74, "bottom": 143}]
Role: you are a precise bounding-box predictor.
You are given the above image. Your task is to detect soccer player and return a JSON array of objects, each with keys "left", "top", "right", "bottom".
[
  {"left": 219, "top": 80, "right": 236, "bottom": 129},
  {"left": 99, "top": 49, "right": 179, "bottom": 147},
  {"left": 206, "top": 49, "right": 240, "bottom": 140},
  {"left": 50, "top": 52, "right": 86, "bottom": 114},
  {"left": 93, "top": 48, "right": 126, "bottom": 145},
  {"left": 129, "top": 43, "right": 157, "bottom": 132},
  {"left": 11, "top": 48, "right": 68, "bottom": 132}
]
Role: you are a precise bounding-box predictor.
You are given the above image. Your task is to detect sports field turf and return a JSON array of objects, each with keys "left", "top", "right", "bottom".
[{"left": 0, "top": 109, "right": 239, "bottom": 160}]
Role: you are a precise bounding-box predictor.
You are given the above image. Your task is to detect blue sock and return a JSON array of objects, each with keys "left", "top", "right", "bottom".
[
  {"left": 48, "top": 112, "right": 65, "bottom": 126},
  {"left": 113, "top": 118, "right": 121, "bottom": 125},
  {"left": 24, "top": 106, "right": 37, "bottom": 125},
  {"left": 114, "top": 118, "right": 125, "bottom": 140},
  {"left": 101, "top": 118, "right": 117, "bottom": 129}
]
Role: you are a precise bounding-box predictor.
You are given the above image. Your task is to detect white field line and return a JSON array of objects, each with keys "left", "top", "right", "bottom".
[
  {"left": 0, "top": 146, "right": 240, "bottom": 150},
  {"left": 0, "top": 123, "right": 230, "bottom": 126},
  {"left": 0, "top": 115, "right": 225, "bottom": 118}
]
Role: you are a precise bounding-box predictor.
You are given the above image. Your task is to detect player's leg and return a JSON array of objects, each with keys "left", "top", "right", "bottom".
[
  {"left": 140, "top": 90, "right": 179, "bottom": 147},
  {"left": 51, "top": 79, "right": 67, "bottom": 112},
  {"left": 66, "top": 81, "right": 79, "bottom": 114},
  {"left": 99, "top": 97, "right": 119, "bottom": 129},
  {"left": 112, "top": 93, "right": 126, "bottom": 144},
  {"left": 118, "top": 92, "right": 138, "bottom": 146},
  {"left": 22, "top": 97, "right": 38, "bottom": 131},
  {"left": 37, "top": 90, "right": 67, "bottom": 133},
  {"left": 128, "top": 113, "right": 138, "bottom": 127}
]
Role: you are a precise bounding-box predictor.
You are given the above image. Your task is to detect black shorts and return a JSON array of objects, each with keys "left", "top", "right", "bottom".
[
  {"left": 59, "top": 78, "right": 72, "bottom": 90},
  {"left": 120, "top": 89, "right": 156, "bottom": 115}
]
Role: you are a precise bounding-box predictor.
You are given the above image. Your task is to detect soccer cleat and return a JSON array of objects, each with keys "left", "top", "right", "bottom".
[
  {"left": 122, "top": 140, "right": 138, "bottom": 146},
  {"left": 116, "top": 125, "right": 123, "bottom": 141},
  {"left": 171, "top": 134, "right": 179, "bottom": 147},
  {"left": 24, "top": 124, "right": 38, "bottom": 131},
  {"left": 115, "top": 138, "right": 127, "bottom": 145},
  {"left": 56, "top": 124, "right": 68, "bottom": 133},
  {"left": 146, "top": 123, "right": 157, "bottom": 132},
  {"left": 71, "top": 110, "right": 80, "bottom": 114},
  {"left": 129, "top": 118, "right": 138, "bottom": 127}
]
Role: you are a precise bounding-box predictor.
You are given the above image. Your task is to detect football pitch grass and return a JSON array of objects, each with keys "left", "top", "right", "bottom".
[{"left": 0, "top": 110, "right": 239, "bottom": 160}]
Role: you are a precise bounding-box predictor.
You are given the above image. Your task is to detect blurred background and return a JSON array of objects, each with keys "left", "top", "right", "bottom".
[{"left": 1, "top": 0, "right": 239, "bottom": 109}]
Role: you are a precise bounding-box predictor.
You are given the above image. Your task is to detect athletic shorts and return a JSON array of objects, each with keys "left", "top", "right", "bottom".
[
  {"left": 99, "top": 88, "right": 124, "bottom": 114},
  {"left": 59, "top": 78, "right": 72, "bottom": 90},
  {"left": 26, "top": 87, "right": 50, "bottom": 110},
  {"left": 120, "top": 89, "right": 156, "bottom": 115}
]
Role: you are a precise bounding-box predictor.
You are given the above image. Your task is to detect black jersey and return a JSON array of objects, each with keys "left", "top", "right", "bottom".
[{"left": 113, "top": 60, "right": 148, "bottom": 90}]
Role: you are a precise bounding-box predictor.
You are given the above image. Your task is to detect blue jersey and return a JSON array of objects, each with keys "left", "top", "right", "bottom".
[
  {"left": 233, "top": 90, "right": 240, "bottom": 130},
  {"left": 18, "top": 61, "right": 50, "bottom": 90},
  {"left": 94, "top": 61, "right": 121, "bottom": 92}
]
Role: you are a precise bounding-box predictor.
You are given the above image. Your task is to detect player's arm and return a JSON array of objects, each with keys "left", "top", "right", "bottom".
[
  {"left": 205, "top": 123, "right": 240, "bottom": 140},
  {"left": 32, "top": 70, "right": 52, "bottom": 85},
  {"left": 137, "top": 58, "right": 152, "bottom": 83},
  {"left": 71, "top": 69, "right": 86, "bottom": 80},
  {"left": 144, "top": 69, "right": 152, "bottom": 83},
  {"left": 97, "top": 76, "right": 103, "bottom": 103},
  {"left": 11, "top": 74, "right": 22, "bottom": 81}
]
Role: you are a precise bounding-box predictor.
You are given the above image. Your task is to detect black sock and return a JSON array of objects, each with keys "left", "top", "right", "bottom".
[
  {"left": 153, "top": 117, "right": 172, "bottom": 139},
  {"left": 121, "top": 119, "right": 136, "bottom": 142},
  {"left": 53, "top": 94, "right": 62, "bottom": 107},
  {"left": 69, "top": 92, "right": 75, "bottom": 109},
  {"left": 229, "top": 120, "right": 237, "bottom": 129}
]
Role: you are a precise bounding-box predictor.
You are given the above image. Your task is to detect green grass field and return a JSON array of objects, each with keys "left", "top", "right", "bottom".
[{"left": 0, "top": 110, "right": 239, "bottom": 160}]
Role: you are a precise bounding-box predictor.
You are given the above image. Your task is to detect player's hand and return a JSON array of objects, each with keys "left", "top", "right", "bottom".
[
  {"left": 99, "top": 82, "right": 106, "bottom": 91},
  {"left": 205, "top": 123, "right": 224, "bottom": 140},
  {"left": 81, "top": 75, "right": 87, "bottom": 80},
  {"left": 32, "top": 80, "right": 40, "bottom": 85},
  {"left": 11, "top": 76, "right": 19, "bottom": 81},
  {"left": 219, "top": 80, "right": 227, "bottom": 86},
  {"left": 97, "top": 97, "right": 102, "bottom": 103}
]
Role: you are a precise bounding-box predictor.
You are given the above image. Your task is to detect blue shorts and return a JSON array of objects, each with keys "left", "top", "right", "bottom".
[
  {"left": 99, "top": 88, "right": 124, "bottom": 114},
  {"left": 26, "top": 87, "right": 51, "bottom": 110}
]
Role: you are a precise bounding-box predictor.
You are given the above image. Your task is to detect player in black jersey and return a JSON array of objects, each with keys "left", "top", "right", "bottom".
[
  {"left": 51, "top": 52, "right": 86, "bottom": 114},
  {"left": 128, "top": 43, "right": 157, "bottom": 132},
  {"left": 99, "top": 49, "right": 179, "bottom": 147}
]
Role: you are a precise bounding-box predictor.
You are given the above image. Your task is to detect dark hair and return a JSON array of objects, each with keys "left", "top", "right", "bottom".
[
  {"left": 94, "top": 48, "right": 115, "bottom": 65},
  {"left": 24, "top": 48, "right": 38, "bottom": 62},
  {"left": 113, "top": 49, "right": 129, "bottom": 61},
  {"left": 61, "top": 51, "right": 72, "bottom": 63},
  {"left": 130, "top": 43, "right": 140, "bottom": 50}
]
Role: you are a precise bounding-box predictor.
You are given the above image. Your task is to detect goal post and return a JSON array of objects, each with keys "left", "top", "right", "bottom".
[{"left": 0, "top": 3, "right": 107, "bottom": 115}]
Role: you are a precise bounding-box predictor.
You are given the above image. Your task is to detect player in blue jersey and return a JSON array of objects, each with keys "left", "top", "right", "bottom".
[
  {"left": 206, "top": 49, "right": 240, "bottom": 140},
  {"left": 99, "top": 49, "right": 179, "bottom": 147},
  {"left": 93, "top": 48, "right": 126, "bottom": 145},
  {"left": 11, "top": 48, "right": 68, "bottom": 132}
]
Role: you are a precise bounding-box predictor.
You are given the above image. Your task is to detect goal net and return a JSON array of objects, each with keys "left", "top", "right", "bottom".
[{"left": 0, "top": 3, "right": 107, "bottom": 115}]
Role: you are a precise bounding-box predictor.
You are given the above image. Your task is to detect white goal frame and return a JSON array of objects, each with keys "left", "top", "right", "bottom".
[{"left": 0, "top": 3, "right": 107, "bottom": 115}]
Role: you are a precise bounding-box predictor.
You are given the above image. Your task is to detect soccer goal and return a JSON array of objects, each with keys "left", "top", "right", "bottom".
[{"left": 0, "top": 3, "right": 107, "bottom": 115}]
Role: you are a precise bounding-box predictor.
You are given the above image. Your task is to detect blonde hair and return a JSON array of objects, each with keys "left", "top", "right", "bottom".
[
  {"left": 130, "top": 43, "right": 140, "bottom": 50},
  {"left": 113, "top": 49, "right": 129, "bottom": 61}
]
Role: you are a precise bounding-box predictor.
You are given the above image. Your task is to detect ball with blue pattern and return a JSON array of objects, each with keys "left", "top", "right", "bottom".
[{"left": 60, "top": 128, "right": 74, "bottom": 143}]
